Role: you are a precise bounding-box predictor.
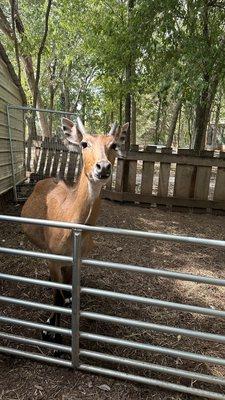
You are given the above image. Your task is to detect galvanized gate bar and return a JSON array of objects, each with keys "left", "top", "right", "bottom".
[
  {"left": 81, "top": 311, "right": 225, "bottom": 343},
  {"left": 0, "top": 332, "right": 71, "bottom": 353},
  {"left": 0, "top": 295, "right": 72, "bottom": 315},
  {"left": 80, "top": 331, "right": 225, "bottom": 366},
  {"left": 0, "top": 315, "right": 72, "bottom": 336},
  {"left": 0, "top": 246, "right": 72, "bottom": 263},
  {"left": 82, "top": 259, "right": 225, "bottom": 286},
  {"left": 1, "top": 214, "right": 225, "bottom": 249},
  {"left": 81, "top": 287, "right": 225, "bottom": 317},
  {"left": 0, "top": 272, "right": 72, "bottom": 291},
  {"left": 0, "top": 346, "right": 72, "bottom": 367},
  {"left": 80, "top": 349, "right": 225, "bottom": 386},
  {"left": 7, "top": 104, "right": 76, "bottom": 116},
  {"left": 79, "top": 364, "right": 225, "bottom": 400}
]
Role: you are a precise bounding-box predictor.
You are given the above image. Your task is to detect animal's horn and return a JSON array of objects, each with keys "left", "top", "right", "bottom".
[
  {"left": 76, "top": 117, "right": 87, "bottom": 136},
  {"left": 108, "top": 122, "right": 118, "bottom": 136}
]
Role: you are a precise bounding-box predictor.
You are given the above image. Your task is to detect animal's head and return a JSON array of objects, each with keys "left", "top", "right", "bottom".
[{"left": 62, "top": 117, "right": 129, "bottom": 184}]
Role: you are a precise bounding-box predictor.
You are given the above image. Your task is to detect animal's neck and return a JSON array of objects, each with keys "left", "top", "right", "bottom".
[{"left": 68, "top": 169, "right": 103, "bottom": 225}]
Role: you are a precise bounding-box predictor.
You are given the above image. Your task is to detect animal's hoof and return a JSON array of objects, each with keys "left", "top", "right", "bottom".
[
  {"left": 53, "top": 349, "right": 64, "bottom": 358},
  {"left": 64, "top": 296, "right": 72, "bottom": 308},
  {"left": 41, "top": 330, "right": 55, "bottom": 342}
]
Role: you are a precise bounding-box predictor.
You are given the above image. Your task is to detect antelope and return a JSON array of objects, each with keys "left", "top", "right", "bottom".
[{"left": 21, "top": 117, "right": 129, "bottom": 342}]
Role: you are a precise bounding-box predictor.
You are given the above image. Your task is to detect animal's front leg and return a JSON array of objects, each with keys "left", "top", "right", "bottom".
[
  {"left": 42, "top": 288, "right": 64, "bottom": 344},
  {"left": 42, "top": 262, "right": 64, "bottom": 344},
  {"left": 62, "top": 265, "right": 73, "bottom": 307}
]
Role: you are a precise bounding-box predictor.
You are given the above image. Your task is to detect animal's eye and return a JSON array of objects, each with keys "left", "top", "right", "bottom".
[
  {"left": 81, "top": 141, "right": 88, "bottom": 149},
  {"left": 110, "top": 143, "right": 117, "bottom": 150}
]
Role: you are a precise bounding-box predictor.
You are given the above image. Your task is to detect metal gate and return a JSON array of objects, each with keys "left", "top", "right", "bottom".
[{"left": 1, "top": 214, "right": 225, "bottom": 399}]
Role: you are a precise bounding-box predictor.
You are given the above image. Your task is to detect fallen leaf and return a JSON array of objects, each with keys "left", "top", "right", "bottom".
[{"left": 98, "top": 384, "right": 111, "bottom": 391}]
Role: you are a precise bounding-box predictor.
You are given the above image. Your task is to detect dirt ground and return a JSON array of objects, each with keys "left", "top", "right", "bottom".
[{"left": 1, "top": 199, "right": 225, "bottom": 400}]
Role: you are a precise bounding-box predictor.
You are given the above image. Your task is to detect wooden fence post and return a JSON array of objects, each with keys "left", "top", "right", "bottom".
[{"left": 141, "top": 146, "right": 156, "bottom": 195}]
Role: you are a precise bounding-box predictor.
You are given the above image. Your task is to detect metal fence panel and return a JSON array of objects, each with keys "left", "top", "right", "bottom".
[{"left": 1, "top": 214, "right": 225, "bottom": 399}]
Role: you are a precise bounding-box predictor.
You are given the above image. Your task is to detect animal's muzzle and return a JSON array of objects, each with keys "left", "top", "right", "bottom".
[{"left": 95, "top": 161, "right": 112, "bottom": 179}]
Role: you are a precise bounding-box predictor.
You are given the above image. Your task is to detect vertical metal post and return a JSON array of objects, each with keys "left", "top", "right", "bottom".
[
  {"left": 71, "top": 229, "right": 82, "bottom": 368},
  {"left": 7, "top": 105, "right": 18, "bottom": 202}
]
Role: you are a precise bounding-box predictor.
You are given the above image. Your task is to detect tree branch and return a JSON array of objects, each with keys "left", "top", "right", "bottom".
[
  {"left": 10, "top": 0, "right": 21, "bottom": 83},
  {"left": 33, "top": 0, "right": 53, "bottom": 108},
  {"left": 0, "top": 6, "right": 14, "bottom": 40}
]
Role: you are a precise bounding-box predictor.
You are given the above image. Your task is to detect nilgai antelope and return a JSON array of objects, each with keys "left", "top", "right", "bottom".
[{"left": 21, "top": 117, "right": 129, "bottom": 341}]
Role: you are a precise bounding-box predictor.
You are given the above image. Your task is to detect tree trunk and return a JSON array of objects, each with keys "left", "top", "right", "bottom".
[
  {"left": 119, "top": 95, "right": 123, "bottom": 126},
  {"left": 0, "top": 5, "right": 51, "bottom": 137},
  {"left": 177, "top": 107, "right": 182, "bottom": 148},
  {"left": 22, "top": 55, "right": 51, "bottom": 138},
  {"left": 48, "top": 88, "right": 55, "bottom": 136},
  {"left": 194, "top": 74, "right": 219, "bottom": 152},
  {"left": 131, "top": 96, "right": 136, "bottom": 145},
  {"left": 155, "top": 94, "right": 161, "bottom": 144},
  {"left": 166, "top": 99, "right": 182, "bottom": 148},
  {"left": 212, "top": 90, "right": 222, "bottom": 149}
]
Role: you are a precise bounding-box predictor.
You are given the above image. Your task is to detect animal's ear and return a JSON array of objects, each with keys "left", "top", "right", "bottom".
[
  {"left": 108, "top": 122, "right": 129, "bottom": 142},
  {"left": 61, "top": 117, "right": 83, "bottom": 145}
]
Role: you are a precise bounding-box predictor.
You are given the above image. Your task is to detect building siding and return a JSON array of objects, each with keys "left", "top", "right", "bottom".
[{"left": 0, "top": 57, "right": 25, "bottom": 195}]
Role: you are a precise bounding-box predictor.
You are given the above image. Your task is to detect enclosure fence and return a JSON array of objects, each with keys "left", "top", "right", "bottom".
[
  {"left": 103, "top": 146, "right": 225, "bottom": 212},
  {"left": 6, "top": 105, "right": 80, "bottom": 203},
  {"left": 1, "top": 215, "right": 225, "bottom": 399},
  {"left": 7, "top": 104, "right": 225, "bottom": 212}
]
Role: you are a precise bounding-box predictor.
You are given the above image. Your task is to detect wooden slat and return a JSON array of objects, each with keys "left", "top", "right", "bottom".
[
  {"left": 141, "top": 146, "right": 156, "bottom": 195},
  {"left": 59, "top": 149, "right": 69, "bottom": 178},
  {"left": 174, "top": 150, "right": 196, "bottom": 199},
  {"left": 214, "top": 153, "right": 225, "bottom": 202},
  {"left": 127, "top": 159, "right": 137, "bottom": 192},
  {"left": 45, "top": 149, "right": 54, "bottom": 177},
  {"left": 0, "top": 104, "right": 24, "bottom": 124},
  {"left": 0, "top": 84, "right": 22, "bottom": 104},
  {"left": 0, "top": 162, "right": 24, "bottom": 181},
  {"left": 0, "top": 58, "right": 10, "bottom": 79},
  {"left": 37, "top": 138, "right": 48, "bottom": 178},
  {"left": 193, "top": 166, "right": 211, "bottom": 200},
  {"left": 0, "top": 139, "right": 24, "bottom": 152},
  {"left": 77, "top": 155, "right": 83, "bottom": 177},
  {"left": 0, "top": 152, "right": 23, "bottom": 165},
  {"left": 0, "top": 123, "right": 24, "bottom": 141},
  {"left": 67, "top": 151, "right": 78, "bottom": 181},
  {"left": 0, "top": 168, "right": 25, "bottom": 195},
  {"left": 158, "top": 148, "right": 172, "bottom": 197},
  {"left": 51, "top": 150, "right": 61, "bottom": 177},
  {"left": 0, "top": 75, "right": 21, "bottom": 99},
  {"left": 115, "top": 158, "right": 125, "bottom": 192}
]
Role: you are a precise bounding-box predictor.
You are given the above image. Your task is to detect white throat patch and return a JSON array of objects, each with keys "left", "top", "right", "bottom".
[{"left": 88, "top": 179, "right": 105, "bottom": 203}]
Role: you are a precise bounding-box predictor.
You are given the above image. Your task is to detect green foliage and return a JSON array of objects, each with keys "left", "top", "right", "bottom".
[{"left": 2, "top": 0, "right": 225, "bottom": 144}]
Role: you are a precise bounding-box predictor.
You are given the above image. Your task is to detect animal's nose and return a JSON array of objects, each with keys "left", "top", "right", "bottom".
[{"left": 95, "top": 161, "right": 112, "bottom": 178}]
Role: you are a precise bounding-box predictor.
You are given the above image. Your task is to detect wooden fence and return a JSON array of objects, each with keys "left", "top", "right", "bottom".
[
  {"left": 102, "top": 146, "right": 225, "bottom": 212},
  {"left": 25, "top": 140, "right": 225, "bottom": 212},
  {"left": 26, "top": 137, "right": 82, "bottom": 182}
]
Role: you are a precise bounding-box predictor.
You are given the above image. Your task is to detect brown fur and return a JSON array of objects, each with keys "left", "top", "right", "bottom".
[{"left": 21, "top": 128, "right": 128, "bottom": 285}]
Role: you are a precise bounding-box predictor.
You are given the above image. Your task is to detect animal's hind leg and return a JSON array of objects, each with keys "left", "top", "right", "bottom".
[{"left": 42, "top": 262, "right": 64, "bottom": 343}]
